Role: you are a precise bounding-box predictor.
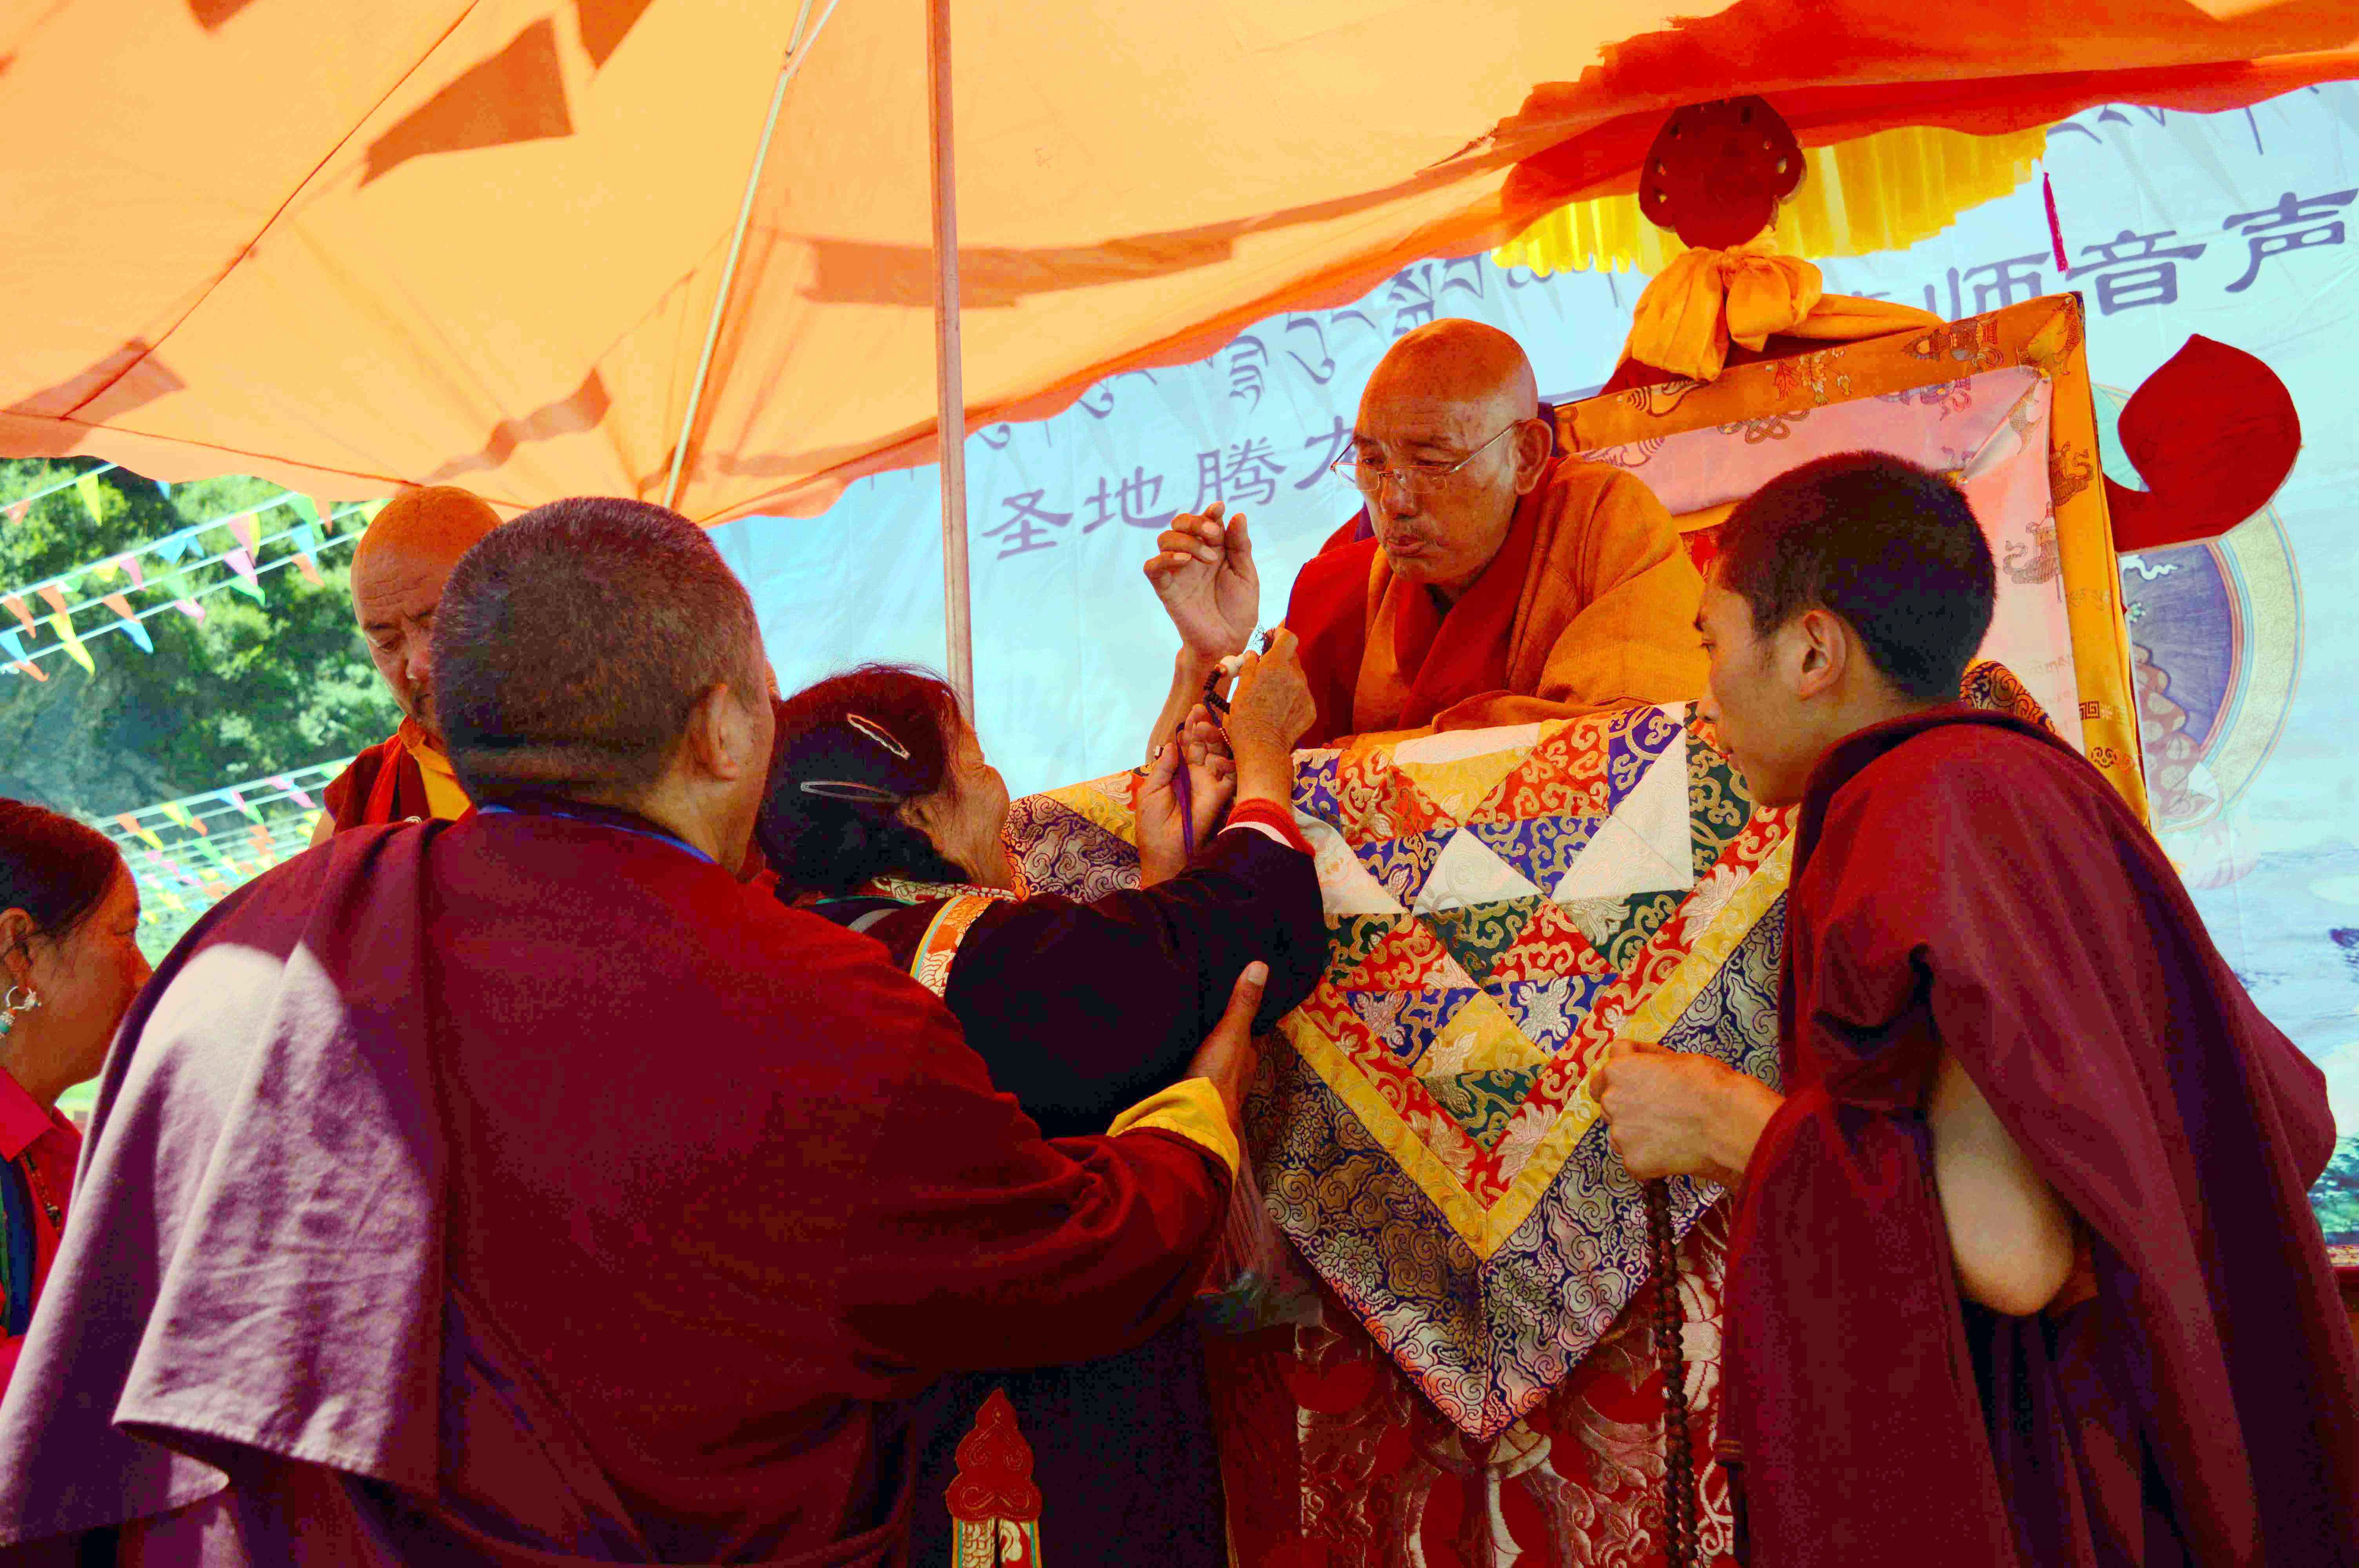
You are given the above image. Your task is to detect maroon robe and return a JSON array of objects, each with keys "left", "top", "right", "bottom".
[
  {"left": 1722, "top": 709, "right": 2359, "bottom": 1566},
  {"left": 320, "top": 733, "right": 437, "bottom": 828},
  {"left": 0, "top": 804, "right": 1230, "bottom": 1566}
]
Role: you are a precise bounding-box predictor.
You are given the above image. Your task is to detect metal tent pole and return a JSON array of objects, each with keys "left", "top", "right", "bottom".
[
  {"left": 661, "top": 0, "right": 827, "bottom": 515},
  {"left": 927, "top": 0, "right": 975, "bottom": 711}
]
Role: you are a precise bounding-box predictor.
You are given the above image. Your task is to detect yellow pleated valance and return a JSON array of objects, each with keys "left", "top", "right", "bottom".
[{"left": 1494, "top": 123, "right": 2049, "bottom": 276}]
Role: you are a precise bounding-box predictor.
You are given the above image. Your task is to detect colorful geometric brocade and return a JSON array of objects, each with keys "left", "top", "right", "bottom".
[{"left": 1008, "top": 704, "right": 1788, "bottom": 1439}]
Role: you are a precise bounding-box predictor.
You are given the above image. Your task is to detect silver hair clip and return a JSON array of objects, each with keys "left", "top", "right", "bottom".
[
  {"left": 798, "top": 779, "right": 903, "bottom": 805},
  {"left": 845, "top": 713, "right": 910, "bottom": 760}
]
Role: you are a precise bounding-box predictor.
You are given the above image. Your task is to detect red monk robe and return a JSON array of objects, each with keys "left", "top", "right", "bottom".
[
  {"left": 0, "top": 804, "right": 1233, "bottom": 1566},
  {"left": 1724, "top": 710, "right": 2359, "bottom": 1566},
  {"left": 320, "top": 716, "right": 471, "bottom": 830},
  {"left": 1286, "top": 455, "right": 1709, "bottom": 747}
]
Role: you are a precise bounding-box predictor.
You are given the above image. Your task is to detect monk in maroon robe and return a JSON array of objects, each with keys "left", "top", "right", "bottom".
[
  {"left": 1142, "top": 318, "right": 1708, "bottom": 751},
  {"left": 0, "top": 499, "right": 1262, "bottom": 1567},
  {"left": 1594, "top": 453, "right": 2359, "bottom": 1565},
  {"left": 313, "top": 486, "right": 503, "bottom": 839}
]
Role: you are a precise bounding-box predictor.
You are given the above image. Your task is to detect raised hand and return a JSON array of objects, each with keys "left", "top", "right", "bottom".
[{"left": 1144, "top": 502, "right": 1260, "bottom": 664}]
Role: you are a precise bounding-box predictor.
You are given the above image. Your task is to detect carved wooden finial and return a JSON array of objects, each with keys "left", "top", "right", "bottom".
[{"left": 1637, "top": 96, "right": 1805, "bottom": 251}]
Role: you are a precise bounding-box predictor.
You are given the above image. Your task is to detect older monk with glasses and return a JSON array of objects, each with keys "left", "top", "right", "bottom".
[{"left": 1143, "top": 317, "right": 1708, "bottom": 751}]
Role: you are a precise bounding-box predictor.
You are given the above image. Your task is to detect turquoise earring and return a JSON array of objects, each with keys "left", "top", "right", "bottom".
[{"left": 0, "top": 985, "right": 38, "bottom": 1038}]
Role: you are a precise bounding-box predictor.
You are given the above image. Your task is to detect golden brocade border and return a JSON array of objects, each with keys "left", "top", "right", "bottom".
[
  {"left": 1278, "top": 834, "right": 1794, "bottom": 1259},
  {"left": 1561, "top": 294, "right": 2150, "bottom": 825}
]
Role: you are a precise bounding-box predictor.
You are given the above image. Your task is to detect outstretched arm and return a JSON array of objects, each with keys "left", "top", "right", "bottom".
[{"left": 841, "top": 967, "right": 1269, "bottom": 1374}]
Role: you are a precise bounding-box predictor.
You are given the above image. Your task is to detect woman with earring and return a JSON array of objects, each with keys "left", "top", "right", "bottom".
[
  {"left": 761, "top": 634, "right": 1324, "bottom": 1568},
  {"left": 0, "top": 800, "right": 149, "bottom": 1394}
]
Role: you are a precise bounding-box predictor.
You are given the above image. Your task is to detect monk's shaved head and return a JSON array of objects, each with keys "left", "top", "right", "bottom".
[
  {"left": 351, "top": 486, "right": 503, "bottom": 573},
  {"left": 1350, "top": 318, "right": 1552, "bottom": 599},
  {"left": 433, "top": 497, "right": 766, "bottom": 802},
  {"left": 1361, "top": 318, "right": 1540, "bottom": 428},
  {"left": 350, "top": 486, "right": 505, "bottom": 747}
]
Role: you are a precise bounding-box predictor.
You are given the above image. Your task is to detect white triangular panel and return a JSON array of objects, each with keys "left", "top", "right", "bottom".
[{"left": 1412, "top": 828, "right": 1547, "bottom": 914}]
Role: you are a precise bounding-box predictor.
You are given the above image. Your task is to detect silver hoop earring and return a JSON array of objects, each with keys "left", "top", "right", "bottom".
[{"left": 0, "top": 985, "right": 40, "bottom": 1039}]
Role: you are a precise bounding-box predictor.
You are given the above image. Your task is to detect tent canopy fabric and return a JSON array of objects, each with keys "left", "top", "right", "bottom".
[{"left": 3, "top": 0, "right": 2355, "bottom": 525}]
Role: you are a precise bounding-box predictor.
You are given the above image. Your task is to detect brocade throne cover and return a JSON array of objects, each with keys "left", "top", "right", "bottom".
[{"left": 1007, "top": 703, "right": 1788, "bottom": 1439}]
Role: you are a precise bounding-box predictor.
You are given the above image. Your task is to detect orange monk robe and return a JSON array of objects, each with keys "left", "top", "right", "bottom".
[{"left": 1284, "top": 455, "right": 1708, "bottom": 747}]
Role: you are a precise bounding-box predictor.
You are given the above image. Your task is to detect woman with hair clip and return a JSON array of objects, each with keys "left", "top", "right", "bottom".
[
  {"left": 0, "top": 800, "right": 148, "bottom": 1395},
  {"left": 760, "top": 632, "right": 1325, "bottom": 1568}
]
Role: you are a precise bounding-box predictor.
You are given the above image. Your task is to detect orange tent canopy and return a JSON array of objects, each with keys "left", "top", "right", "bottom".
[{"left": 4, "top": 0, "right": 2354, "bottom": 527}]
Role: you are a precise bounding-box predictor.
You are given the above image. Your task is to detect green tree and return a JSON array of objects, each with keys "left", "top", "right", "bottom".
[{"left": 0, "top": 458, "right": 397, "bottom": 818}]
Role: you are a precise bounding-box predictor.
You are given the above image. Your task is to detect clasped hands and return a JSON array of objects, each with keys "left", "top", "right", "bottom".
[
  {"left": 1134, "top": 628, "right": 1316, "bottom": 886},
  {"left": 1593, "top": 1038, "right": 1785, "bottom": 1191}
]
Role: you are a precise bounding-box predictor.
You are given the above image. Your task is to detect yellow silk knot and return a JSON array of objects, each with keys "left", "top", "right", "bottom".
[{"left": 1625, "top": 231, "right": 1822, "bottom": 385}]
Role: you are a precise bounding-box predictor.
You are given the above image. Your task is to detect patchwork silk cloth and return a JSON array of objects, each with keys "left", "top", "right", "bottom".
[{"left": 1007, "top": 703, "right": 1789, "bottom": 1565}]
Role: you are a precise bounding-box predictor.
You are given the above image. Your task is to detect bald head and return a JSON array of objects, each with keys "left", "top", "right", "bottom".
[
  {"left": 432, "top": 497, "right": 766, "bottom": 800},
  {"left": 353, "top": 486, "right": 503, "bottom": 570},
  {"left": 1350, "top": 319, "right": 1551, "bottom": 598},
  {"left": 1361, "top": 319, "right": 1539, "bottom": 427},
  {"left": 350, "top": 487, "right": 504, "bottom": 747}
]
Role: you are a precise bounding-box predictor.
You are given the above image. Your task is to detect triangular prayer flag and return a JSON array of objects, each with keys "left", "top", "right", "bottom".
[
  {"left": 224, "top": 549, "right": 265, "bottom": 602},
  {"left": 114, "top": 814, "right": 163, "bottom": 851},
  {"left": 0, "top": 631, "right": 23, "bottom": 663},
  {"left": 228, "top": 514, "right": 259, "bottom": 553},
  {"left": 12, "top": 661, "right": 44, "bottom": 682},
  {"left": 224, "top": 788, "right": 259, "bottom": 822},
  {"left": 1, "top": 596, "right": 29, "bottom": 633},
  {"left": 151, "top": 532, "right": 195, "bottom": 565},
  {"left": 73, "top": 472, "right": 105, "bottom": 522},
  {"left": 106, "top": 554, "right": 146, "bottom": 589},
  {"left": 164, "top": 893, "right": 186, "bottom": 913},
  {"left": 287, "top": 523, "right": 324, "bottom": 585},
  {"left": 3, "top": 499, "right": 27, "bottom": 527},
  {"left": 289, "top": 495, "right": 325, "bottom": 530},
  {"left": 271, "top": 776, "right": 318, "bottom": 810},
  {"left": 173, "top": 598, "right": 206, "bottom": 623},
  {"left": 158, "top": 802, "right": 194, "bottom": 831},
  {"left": 97, "top": 593, "right": 154, "bottom": 652},
  {"left": 46, "top": 614, "right": 93, "bottom": 675},
  {"left": 36, "top": 583, "right": 69, "bottom": 616}
]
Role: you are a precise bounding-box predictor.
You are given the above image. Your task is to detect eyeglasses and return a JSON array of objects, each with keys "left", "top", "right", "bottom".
[{"left": 1329, "top": 420, "right": 1527, "bottom": 493}]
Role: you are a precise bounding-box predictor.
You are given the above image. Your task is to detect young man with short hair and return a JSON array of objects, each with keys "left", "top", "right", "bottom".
[{"left": 1596, "top": 451, "right": 2359, "bottom": 1566}]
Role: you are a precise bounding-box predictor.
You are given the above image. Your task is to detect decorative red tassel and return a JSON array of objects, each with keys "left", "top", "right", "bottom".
[{"left": 2044, "top": 171, "right": 2069, "bottom": 275}]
